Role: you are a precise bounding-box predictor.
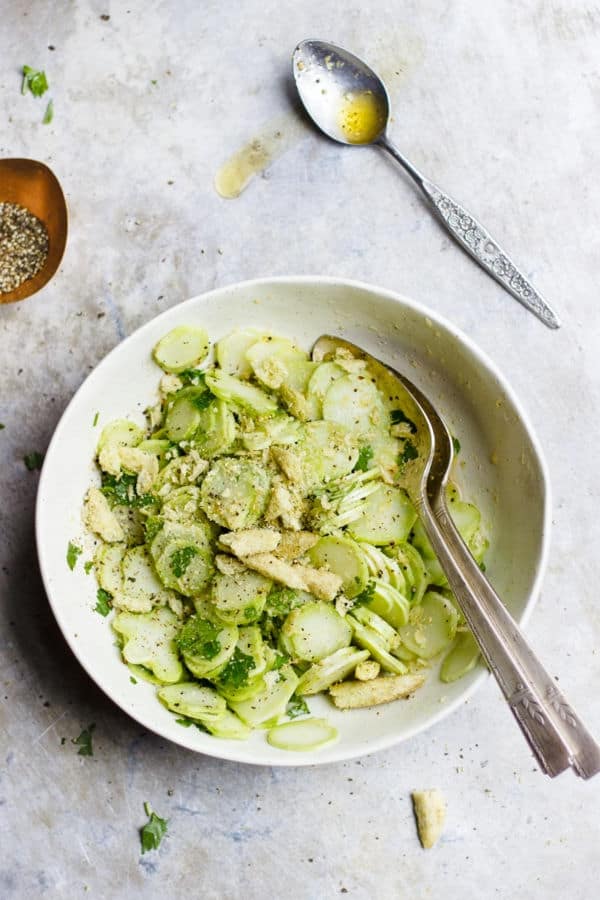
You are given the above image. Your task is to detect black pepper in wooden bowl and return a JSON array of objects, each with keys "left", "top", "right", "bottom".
[{"left": 0, "top": 201, "right": 49, "bottom": 295}]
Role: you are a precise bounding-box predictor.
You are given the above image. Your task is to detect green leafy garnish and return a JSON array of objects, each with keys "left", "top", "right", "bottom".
[
  {"left": 218, "top": 648, "right": 256, "bottom": 690},
  {"left": 391, "top": 409, "right": 417, "bottom": 433},
  {"left": 179, "top": 370, "right": 207, "bottom": 387},
  {"left": 190, "top": 391, "right": 213, "bottom": 411},
  {"left": 0, "top": 423, "right": 5, "bottom": 430},
  {"left": 169, "top": 545, "right": 197, "bottom": 578},
  {"left": 42, "top": 99, "right": 54, "bottom": 124},
  {"left": 271, "top": 652, "right": 289, "bottom": 670},
  {"left": 265, "top": 586, "right": 302, "bottom": 617},
  {"left": 287, "top": 695, "right": 310, "bottom": 719},
  {"left": 175, "top": 716, "right": 207, "bottom": 731},
  {"left": 398, "top": 440, "right": 419, "bottom": 467},
  {"left": 354, "top": 445, "right": 373, "bottom": 472},
  {"left": 84, "top": 560, "right": 94, "bottom": 575},
  {"left": 452, "top": 436, "right": 461, "bottom": 455},
  {"left": 130, "top": 676, "right": 138, "bottom": 684},
  {"left": 144, "top": 516, "right": 163, "bottom": 543},
  {"left": 351, "top": 580, "right": 375, "bottom": 608},
  {"left": 24, "top": 451, "right": 44, "bottom": 470},
  {"left": 22, "top": 65, "right": 49, "bottom": 97},
  {"left": 94, "top": 588, "right": 112, "bottom": 617},
  {"left": 66, "top": 541, "right": 82, "bottom": 571},
  {"left": 100, "top": 472, "right": 154, "bottom": 508},
  {"left": 72, "top": 723, "right": 95, "bottom": 756},
  {"left": 176, "top": 617, "right": 221, "bottom": 660},
  {"left": 140, "top": 802, "right": 168, "bottom": 854},
  {"left": 93, "top": 412, "right": 99, "bottom": 427}
]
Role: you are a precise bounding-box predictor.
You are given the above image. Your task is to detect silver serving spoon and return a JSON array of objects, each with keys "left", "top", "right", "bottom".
[
  {"left": 294, "top": 40, "right": 561, "bottom": 330},
  {"left": 313, "top": 334, "right": 600, "bottom": 778}
]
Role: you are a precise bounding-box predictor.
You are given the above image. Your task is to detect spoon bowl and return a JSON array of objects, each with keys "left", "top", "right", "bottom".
[
  {"left": 293, "top": 40, "right": 389, "bottom": 145},
  {"left": 0, "top": 158, "right": 68, "bottom": 305},
  {"left": 292, "top": 39, "right": 561, "bottom": 328}
]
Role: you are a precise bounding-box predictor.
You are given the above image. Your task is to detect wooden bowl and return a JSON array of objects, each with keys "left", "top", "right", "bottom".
[{"left": 0, "top": 158, "right": 68, "bottom": 304}]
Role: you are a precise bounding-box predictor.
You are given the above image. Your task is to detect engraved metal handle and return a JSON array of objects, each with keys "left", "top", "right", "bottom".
[
  {"left": 378, "top": 135, "right": 561, "bottom": 330},
  {"left": 416, "top": 494, "right": 600, "bottom": 779}
]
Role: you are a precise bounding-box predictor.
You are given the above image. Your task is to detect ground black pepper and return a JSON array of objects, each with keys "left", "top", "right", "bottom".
[{"left": 0, "top": 201, "right": 49, "bottom": 293}]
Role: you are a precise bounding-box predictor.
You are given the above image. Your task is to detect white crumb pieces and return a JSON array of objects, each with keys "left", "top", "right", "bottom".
[{"left": 411, "top": 789, "right": 446, "bottom": 849}]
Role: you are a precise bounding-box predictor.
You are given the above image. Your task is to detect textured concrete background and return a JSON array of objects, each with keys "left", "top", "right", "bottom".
[{"left": 1, "top": 1, "right": 600, "bottom": 897}]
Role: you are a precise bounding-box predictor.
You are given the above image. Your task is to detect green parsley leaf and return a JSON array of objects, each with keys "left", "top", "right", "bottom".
[
  {"left": 271, "top": 652, "right": 289, "bottom": 670},
  {"left": 390, "top": 409, "right": 417, "bottom": 433},
  {"left": 175, "top": 716, "right": 207, "bottom": 732},
  {"left": 22, "top": 65, "right": 49, "bottom": 97},
  {"left": 100, "top": 472, "right": 154, "bottom": 508},
  {"left": 169, "top": 545, "right": 197, "bottom": 578},
  {"left": 140, "top": 803, "right": 168, "bottom": 854},
  {"left": 0, "top": 423, "right": 5, "bottom": 430},
  {"left": 351, "top": 580, "right": 375, "bottom": 608},
  {"left": 42, "top": 99, "right": 54, "bottom": 124},
  {"left": 72, "top": 723, "right": 95, "bottom": 756},
  {"left": 176, "top": 617, "right": 221, "bottom": 660},
  {"left": 84, "top": 560, "right": 94, "bottom": 575},
  {"left": 354, "top": 445, "right": 373, "bottom": 472},
  {"left": 265, "top": 586, "right": 302, "bottom": 617},
  {"left": 94, "top": 588, "right": 112, "bottom": 617},
  {"left": 24, "top": 451, "right": 44, "bottom": 470},
  {"left": 287, "top": 694, "right": 310, "bottom": 719},
  {"left": 218, "top": 648, "right": 256, "bottom": 690},
  {"left": 144, "top": 516, "right": 163, "bottom": 543},
  {"left": 452, "top": 436, "right": 461, "bottom": 455},
  {"left": 178, "top": 370, "right": 207, "bottom": 387},
  {"left": 398, "top": 440, "right": 419, "bottom": 467},
  {"left": 66, "top": 541, "right": 82, "bottom": 571},
  {"left": 93, "top": 412, "right": 99, "bottom": 427},
  {"left": 130, "top": 676, "right": 138, "bottom": 684}
]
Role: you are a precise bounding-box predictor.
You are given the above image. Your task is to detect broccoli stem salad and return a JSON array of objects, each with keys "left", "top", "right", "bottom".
[{"left": 82, "top": 325, "right": 487, "bottom": 753}]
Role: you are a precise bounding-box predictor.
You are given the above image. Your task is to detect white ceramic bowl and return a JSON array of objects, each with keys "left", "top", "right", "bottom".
[{"left": 36, "top": 276, "right": 550, "bottom": 766}]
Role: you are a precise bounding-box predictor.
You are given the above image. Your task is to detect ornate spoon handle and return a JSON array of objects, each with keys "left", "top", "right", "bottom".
[
  {"left": 417, "top": 494, "right": 600, "bottom": 779},
  {"left": 378, "top": 136, "right": 561, "bottom": 330}
]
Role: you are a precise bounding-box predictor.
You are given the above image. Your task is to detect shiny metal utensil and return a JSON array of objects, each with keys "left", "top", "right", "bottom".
[
  {"left": 295, "top": 41, "right": 561, "bottom": 330},
  {"left": 313, "top": 335, "right": 600, "bottom": 778},
  {"left": 0, "top": 158, "right": 68, "bottom": 305}
]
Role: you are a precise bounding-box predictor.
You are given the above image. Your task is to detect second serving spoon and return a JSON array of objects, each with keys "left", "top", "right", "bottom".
[{"left": 293, "top": 40, "right": 560, "bottom": 330}]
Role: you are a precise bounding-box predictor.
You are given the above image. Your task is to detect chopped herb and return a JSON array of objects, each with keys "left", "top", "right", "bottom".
[
  {"left": 354, "top": 445, "right": 373, "bottom": 472},
  {"left": 452, "top": 436, "right": 461, "bottom": 455},
  {"left": 130, "top": 676, "right": 138, "bottom": 684},
  {"left": 169, "top": 545, "right": 197, "bottom": 578},
  {"left": 0, "top": 423, "right": 5, "bottom": 430},
  {"left": 140, "top": 803, "right": 168, "bottom": 854},
  {"left": 352, "top": 580, "right": 375, "bottom": 608},
  {"left": 179, "top": 370, "right": 207, "bottom": 387},
  {"left": 391, "top": 409, "right": 417, "bottom": 433},
  {"left": 175, "top": 716, "right": 207, "bottom": 732},
  {"left": 100, "top": 472, "right": 154, "bottom": 508},
  {"left": 271, "top": 651, "right": 288, "bottom": 670},
  {"left": 66, "top": 541, "right": 82, "bottom": 571},
  {"left": 144, "top": 516, "right": 163, "bottom": 543},
  {"left": 176, "top": 617, "right": 221, "bottom": 660},
  {"left": 72, "top": 723, "right": 95, "bottom": 756},
  {"left": 84, "top": 560, "right": 94, "bottom": 574},
  {"left": 93, "top": 412, "right": 99, "bottom": 427},
  {"left": 398, "top": 440, "right": 419, "bottom": 467},
  {"left": 266, "top": 586, "right": 302, "bottom": 617},
  {"left": 94, "top": 588, "right": 112, "bottom": 617},
  {"left": 479, "top": 561, "right": 486, "bottom": 573},
  {"left": 42, "top": 99, "right": 54, "bottom": 124},
  {"left": 190, "top": 390, "right": 213, "bottom": 410},
  {"left": 24, "top": 451, "right": 44, "bottom": 470},
  {"left": 21, "top": 65, "right": 49, "bottom": 97},
  {"left": 287, "top": 694, "right": 310, "bottom": 719},
  {"left": 151, "top": 79, "right": 158, "bottom": 86},
  {"left": 218, "top": 648, "right": 256, "bottom": 690}
]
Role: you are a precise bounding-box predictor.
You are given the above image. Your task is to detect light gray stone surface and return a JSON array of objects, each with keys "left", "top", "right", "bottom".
[{"left": 1, "top": 1, "right": 599, "bottom": 897}]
